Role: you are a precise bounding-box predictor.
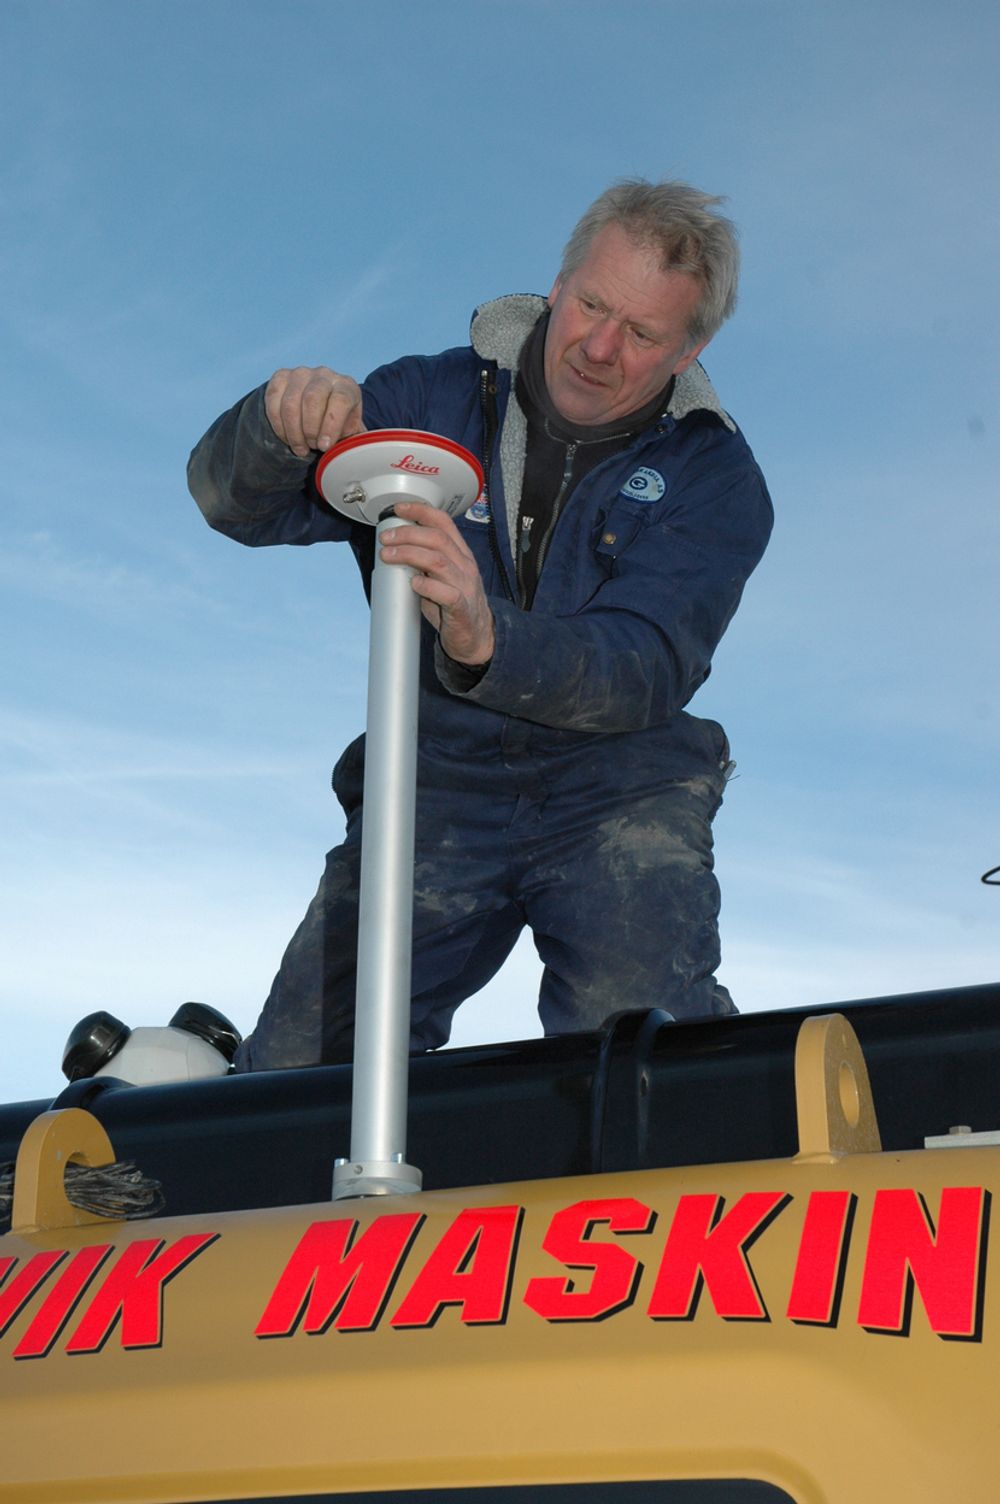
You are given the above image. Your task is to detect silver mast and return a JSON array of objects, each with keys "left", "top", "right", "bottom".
[
  {"left": 333, "top": 511, "right": 423, "bottom": 1198},
  {"left": 317, "top": 432, "right": 483, "bottom": 1201}
]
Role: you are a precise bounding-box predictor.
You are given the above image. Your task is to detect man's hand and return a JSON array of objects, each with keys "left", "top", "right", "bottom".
[
  {"left": 264, "top": 366, "right": 365, "bottom": 458},
  {"left": 379, "top": 503, "right": 496, "bottom": 667}
]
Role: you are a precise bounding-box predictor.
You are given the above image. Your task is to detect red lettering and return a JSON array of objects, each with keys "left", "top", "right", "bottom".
[
  {"left": 13, "top": 1246, "right": 112, "bottom": 1359},
  {"left": 857, "top": 1187, "right": 988, "bottom": 1338},
  {"left": 391, "top": 1205, "right": 523, "bottom": 1328},
  {"left": 786, "top": 1191, "right": 855, "bottom": 1326},
  {"left": 256, "top": 1213, "right": 423, "bottom": 1337},
  {"left": 523, "top": 1197, "right": 654, "bottom": 1322},
  {"left": 391, "top": 455, "right": 440, "bottom": 475},
  {"left": 63, "top": 1233, "right": 218, "bottom": 1354},
  {"left": 1, "top": 1250, "right": 67, "bottom": 1342},
  {"left": 647, "top": 1192, "right": 789, "bottom": 1321}
]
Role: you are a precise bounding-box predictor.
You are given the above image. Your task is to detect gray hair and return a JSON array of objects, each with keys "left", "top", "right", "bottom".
[{"left": 560, "top": 178, "right": 740, "bottom": 347}]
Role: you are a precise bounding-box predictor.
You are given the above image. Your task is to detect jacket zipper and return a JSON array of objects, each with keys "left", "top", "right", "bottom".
[
  {"left": 524, "top": 424, "right": 671, "bottom": 607},
  {"left": 480, "top": 368, "right": 516, "bottom": 604},
  {"left": 531, "top": 440, "right": 577, "bottom": 600}
]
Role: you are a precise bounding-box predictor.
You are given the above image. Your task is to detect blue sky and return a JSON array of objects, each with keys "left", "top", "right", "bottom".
[{"left": 2, "top": 0, "right": 998, "bottom": 1102}]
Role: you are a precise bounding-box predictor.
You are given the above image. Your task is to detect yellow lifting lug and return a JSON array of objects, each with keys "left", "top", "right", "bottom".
[
  {"left": 10, "top": 1107, "right": 118, "bottom": 1235},
  {"left": 793, "top": 1012, "right": 882, "bottom": 1162}
]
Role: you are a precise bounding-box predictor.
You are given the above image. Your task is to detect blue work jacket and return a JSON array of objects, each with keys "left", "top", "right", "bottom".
[{"left": 188, "top": 296, "right": 773, "bottom": 788}]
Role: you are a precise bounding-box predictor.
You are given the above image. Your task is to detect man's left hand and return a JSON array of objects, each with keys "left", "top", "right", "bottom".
[{"left": 379, "top": 503, "right": 495, "bottom": 667}]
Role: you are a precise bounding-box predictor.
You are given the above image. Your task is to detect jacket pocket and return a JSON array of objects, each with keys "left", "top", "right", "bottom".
[{"left": 592, "top": 498, "right": 655, "bottom": 567}]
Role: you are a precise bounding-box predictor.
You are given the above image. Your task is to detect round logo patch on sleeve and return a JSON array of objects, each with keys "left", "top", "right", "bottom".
[{"left": 620, "top": 467, "right": 666, "bottom": 502}]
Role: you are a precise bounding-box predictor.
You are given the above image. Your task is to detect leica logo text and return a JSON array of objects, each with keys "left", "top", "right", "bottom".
[{"left": 391, "top": 455, "right": 441, "bottom": 476}]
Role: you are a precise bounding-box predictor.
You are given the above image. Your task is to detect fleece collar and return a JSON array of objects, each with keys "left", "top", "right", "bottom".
[{"left": 469, "top": 293, "right": 735, "bottom": 433}]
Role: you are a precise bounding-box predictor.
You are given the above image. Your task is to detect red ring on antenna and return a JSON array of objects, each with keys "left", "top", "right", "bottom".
[{"left": 316, "top": 429, "right": 484, "bottom": 495}]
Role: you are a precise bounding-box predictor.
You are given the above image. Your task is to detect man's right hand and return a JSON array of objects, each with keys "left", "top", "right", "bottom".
[{"left": 264, "top": 366, "right": 365, "bottom": 458}]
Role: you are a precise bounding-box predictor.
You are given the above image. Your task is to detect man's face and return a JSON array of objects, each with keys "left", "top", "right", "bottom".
[{"left": 544, "top": 222, "right": 708, "bottom": 426}]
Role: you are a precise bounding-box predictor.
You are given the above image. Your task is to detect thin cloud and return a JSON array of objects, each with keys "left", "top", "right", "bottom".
[
  {"left": 0, "top": 531, "right": 220, "bottom": 621},
  {"left": 0, "top": 707, "right": 314, "bottom": 810}
]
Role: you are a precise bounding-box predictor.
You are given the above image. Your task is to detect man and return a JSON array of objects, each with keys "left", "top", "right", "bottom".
[{"left": 188, "top": 178, "right": 773, "bottom": 1072}]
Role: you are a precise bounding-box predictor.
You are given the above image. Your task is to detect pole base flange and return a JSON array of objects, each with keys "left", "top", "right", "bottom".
[{"left": 332, "top": 1155, "right": 423, "bottom": 1200}]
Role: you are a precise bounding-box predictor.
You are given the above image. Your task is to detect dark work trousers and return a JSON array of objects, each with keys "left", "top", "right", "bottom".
[{"left": 233, "top": 730, "right": 734, "bottom": 1072}]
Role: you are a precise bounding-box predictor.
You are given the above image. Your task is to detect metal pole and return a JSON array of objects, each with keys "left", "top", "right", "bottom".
[
  {"left": 317, "top": 429, "right": 482, "bottom": 1201},
  {"left": 333, "top": 512, "right": 423, "bottom": 1199}
]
